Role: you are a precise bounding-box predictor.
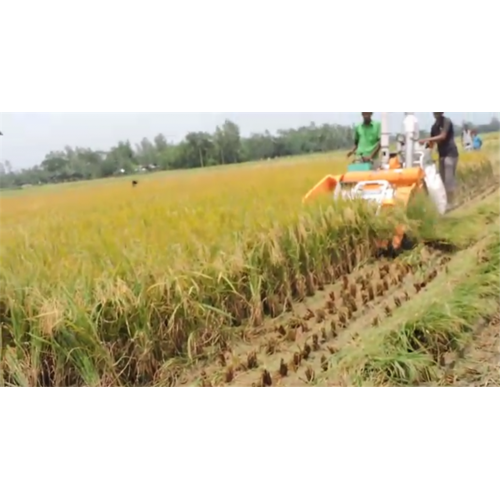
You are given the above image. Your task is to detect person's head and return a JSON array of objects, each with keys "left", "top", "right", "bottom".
[
  {"left": 433, "top": 112, "right": 444, "bottom": 121},
  {"left": 361, "top": 112, "right": 373, "bottom": 124}
]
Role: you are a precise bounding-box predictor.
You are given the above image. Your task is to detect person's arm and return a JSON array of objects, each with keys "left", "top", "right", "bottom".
[
  {"left": 420, "top": 119, "right": 452, "bottom": 145},
  {"left": 367, "top": 122, "right": 382, "bottom": 160},
  {"left": 347, "top": 128, "right": 360, "bottom": 157},
  {"left": 367, "top": 142, "right": 381, "bottom": 160}
]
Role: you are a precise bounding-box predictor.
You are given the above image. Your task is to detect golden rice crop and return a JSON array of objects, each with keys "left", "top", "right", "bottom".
[
  {"left": 0, "top": 150, "right": 494, "bottom": 386},
  {"left": 0, "top": 154, "right": 342, "bottom": 284}
]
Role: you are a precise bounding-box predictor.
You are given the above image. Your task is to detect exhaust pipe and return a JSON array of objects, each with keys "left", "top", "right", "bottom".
[
  {"left": 381, "top": 112, "right": 390, "bottom": 167},
  {"left": 404, "top": 112, "right": 416, "bottom": 168}
]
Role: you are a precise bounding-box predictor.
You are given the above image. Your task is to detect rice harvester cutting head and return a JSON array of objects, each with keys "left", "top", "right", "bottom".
[{"left": 302, "top": 113, "right": 448, "bottom": 256}]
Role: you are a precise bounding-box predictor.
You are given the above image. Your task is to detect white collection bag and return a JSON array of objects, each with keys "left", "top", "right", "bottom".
[{"left": 424, "top": 163, "right": 448, "bottom": 215}]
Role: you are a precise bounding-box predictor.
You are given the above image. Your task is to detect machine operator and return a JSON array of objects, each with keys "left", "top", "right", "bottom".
[{"left": 347, "top": 112, "right": 382, "bottom": 170}]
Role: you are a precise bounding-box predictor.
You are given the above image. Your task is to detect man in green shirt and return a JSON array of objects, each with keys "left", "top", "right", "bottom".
[{"left": 347, "top": 112, "right": 382, "bottom": 169}]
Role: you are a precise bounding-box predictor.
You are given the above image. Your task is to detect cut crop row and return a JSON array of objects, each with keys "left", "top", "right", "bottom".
[{"left": 189, "top": 247, "right": 452, "bottom": 387}]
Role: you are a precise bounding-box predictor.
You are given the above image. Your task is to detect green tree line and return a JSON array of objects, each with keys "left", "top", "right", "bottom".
[
  {"left": 0, "top": 116, "right": 498, "bottom": 190},
  {"left": 0, "top": 120, "right": 355, "bottom": 189}
]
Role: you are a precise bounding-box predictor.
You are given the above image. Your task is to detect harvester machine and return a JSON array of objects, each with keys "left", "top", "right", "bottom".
[{"left": 303, "top": 113, "right": 448, "bottom": 256}]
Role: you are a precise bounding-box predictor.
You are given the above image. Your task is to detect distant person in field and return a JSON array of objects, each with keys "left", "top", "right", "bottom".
[
  {"left": 132, "top": 180, "right": 139, "bottom": 187},
  {"left": 419, "top": 112, "right": 459, "bottom": 209},
  {"left": 472, "top": 130, "right": 483, "bottom": 151},
  {"left": 347, "top": 112, "right": 382, "bottom": 169}
]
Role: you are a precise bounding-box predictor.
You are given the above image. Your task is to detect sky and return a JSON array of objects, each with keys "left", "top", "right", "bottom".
[{"left": 0, "top": 112, "right": 497, "bottom": 170}]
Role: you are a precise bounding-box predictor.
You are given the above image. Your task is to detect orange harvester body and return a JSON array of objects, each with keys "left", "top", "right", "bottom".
[{"left": 303, "top": 166, "right": 426, "bottom": 251}]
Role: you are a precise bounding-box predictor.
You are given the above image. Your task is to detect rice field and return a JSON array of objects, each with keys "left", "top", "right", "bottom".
[{"left": 0, "top": 142, "right": 499, "bottom": 387}]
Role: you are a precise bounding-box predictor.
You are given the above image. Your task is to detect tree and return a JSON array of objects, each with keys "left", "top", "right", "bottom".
[
  {"left": 136, "top": 138, "right": 157, "bottom": 166},
  {"left": 184, "top": 132, "right": 215, "bottom": 168},
  {"left": 488, "top": 117, "right": 500, "bottom": 131},
  {"left": 154, "top": 134, "right": 169, "bottom": 152},
  {"left": 214, "top": 120, "right": 242, "bottom": 165},
  {"left": 105, "top": 141, "right": 137, "bottom": 174},
  {"left": 41, "top": 151, "right": 69, "bottom": 174}
]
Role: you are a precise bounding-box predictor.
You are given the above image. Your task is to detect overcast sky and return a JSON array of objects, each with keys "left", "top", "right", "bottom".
[{"left": 0, "top": 112, "right": 497, "bottom": 169}]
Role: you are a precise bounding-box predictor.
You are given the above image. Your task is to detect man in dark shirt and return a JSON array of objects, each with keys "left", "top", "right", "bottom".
[{"left": 420, "top": 112, "right": 459, "bottom": 208}]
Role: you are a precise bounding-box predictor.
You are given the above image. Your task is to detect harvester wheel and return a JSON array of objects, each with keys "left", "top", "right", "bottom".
[
  {"left": 390, "top": 233, "right": 416, "bottom": 256},
  {"left": 400, "top": 233, "right": 415, "bottom": 252},
  {"left": 375, "top": 234, "right": 415, "bottom": 259}
]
